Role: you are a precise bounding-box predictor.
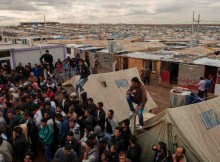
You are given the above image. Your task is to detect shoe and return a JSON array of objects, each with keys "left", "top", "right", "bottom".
[
  {"left": 130, "top": 111, "right": 134, "bottom": 116},
  {"left": 137, "top": 125, "right": 143, "bottom": 130}
]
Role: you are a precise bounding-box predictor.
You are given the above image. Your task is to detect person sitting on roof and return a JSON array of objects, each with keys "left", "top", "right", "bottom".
[
  {"left": 74, "top": 59, "right": 90, "bottom": 94},
  {"left": 126, "top": 77, "right": 147, "bottom": 130}
]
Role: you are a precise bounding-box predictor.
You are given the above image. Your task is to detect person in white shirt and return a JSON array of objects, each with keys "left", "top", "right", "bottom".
[
  {"left": 197, "top": 77, "right": 206, "bottom": 99},
  {"left": 32, "top": 106, "right": 43, "bottom": 129},
  {"left": 44, "top": 98, "right": 56, "bottom": 109},
  {"left": 56, "top": 105, "right": 66, "bottom": 117}
]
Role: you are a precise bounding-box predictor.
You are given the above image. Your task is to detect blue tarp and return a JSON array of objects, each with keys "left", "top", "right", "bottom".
[{"left": 190, "top": 92, "right": 204, "bottom": 104}]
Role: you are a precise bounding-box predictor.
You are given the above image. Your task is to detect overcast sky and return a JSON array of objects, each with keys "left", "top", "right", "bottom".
[{"left": 1, "top": 0, "right": 220, "bottom": 25}]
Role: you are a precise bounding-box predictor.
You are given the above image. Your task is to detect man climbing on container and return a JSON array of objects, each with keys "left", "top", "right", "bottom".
[
  {"left": 40, "top": 50, "right": 54, "bottom": 70},
  {"left": 126, "top": 77, "right": 147, "bottom": 130},
  {"left": 74, "top": 59, "right": 90, "bottom": 94}
]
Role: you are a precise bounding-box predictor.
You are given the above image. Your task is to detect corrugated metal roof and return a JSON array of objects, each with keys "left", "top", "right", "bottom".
[
  {"left": 194, "top": 58, "right": 220, "bottom": 67},
  {"left": 123, "top": 52, "right": 183, "bottom": 62},
  {"left": 177, "top": 46, "right": 214, "bottom": 56}
]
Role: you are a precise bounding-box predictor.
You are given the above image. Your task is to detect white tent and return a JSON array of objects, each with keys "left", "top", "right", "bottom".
[
  {"left": 63, "top": 68, "right": 157, "bottom": 122},
  {"left": 138, "top": 96, "right": 220, "bottom": 162}
]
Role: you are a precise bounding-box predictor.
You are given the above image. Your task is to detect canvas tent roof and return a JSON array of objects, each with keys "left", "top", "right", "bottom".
[
  {"left": 63, "top": 68, "right": 157, "bottom": 122},
  {"left": 138, "top": 96, "right": 220, "bottom": 162}
]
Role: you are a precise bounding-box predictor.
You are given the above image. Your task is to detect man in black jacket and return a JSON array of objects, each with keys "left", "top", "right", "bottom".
[
  {"left": 110, "top": 127, "right": 126, "bottom": 152},
  {"left": 95, "top": 102, "right": 106, "bottom": 131},
  {"left": 22, "top": 112, "right": 38, "bottom": 157},
  {"left": 152, "top": 142, "right": 173, "bottom": 162},
  {"left": 13, "top": 127, "right": 28, "bottom": 162},
  {"left": 39, "top": 50, "right": 53, "bottom": 68},
  {"left": 74, "top": 59, "right": 90, "bottom": 94},
  {"left": 65, "top": 131, "right": 80, "bottom": 156},
  {"left": 127, "top": 135, "right": 141, "bottom": 162}
]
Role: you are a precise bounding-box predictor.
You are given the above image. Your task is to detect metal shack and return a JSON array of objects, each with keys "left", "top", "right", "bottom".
[{"left": 0, "top": 42, "right": 66, "bottom": 69}]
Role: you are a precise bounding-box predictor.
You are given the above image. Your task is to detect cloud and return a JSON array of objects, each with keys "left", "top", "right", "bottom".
[
  {"left": 0, "top": 0, "right": 38, "bottom": 11},
  {"left": 1, "top": 0, "right": 220, "bottom": 25}
]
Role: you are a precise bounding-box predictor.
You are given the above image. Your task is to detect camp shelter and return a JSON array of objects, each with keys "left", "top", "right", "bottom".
[
  {"left": 63, "top": 68, "right": 157, "bottom": 122},
  {"left": 138, "top": 96, "right": 220, "bottom": 162}
]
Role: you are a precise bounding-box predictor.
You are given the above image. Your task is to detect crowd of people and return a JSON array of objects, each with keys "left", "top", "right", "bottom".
[{"left": 0, "top": 50, "right": 188, "bottom": 162}]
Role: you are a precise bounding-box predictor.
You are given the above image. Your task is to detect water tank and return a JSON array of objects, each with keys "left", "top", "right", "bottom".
[
  {"left": 107, "top": 39, "right": 116, "bottom": 54},
  {"left": 170, "top": 88, "right": 191, "bottom": 108}
]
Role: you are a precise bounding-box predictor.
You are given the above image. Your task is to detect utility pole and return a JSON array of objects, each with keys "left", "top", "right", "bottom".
[
  {"left": 192, "top": 11, "right": 195, "bottom": 36},
  {"left": 44, "top": 14, "right": 48, "bottom": 42},
  {"left": 197, "top": 14, "right": 200, "bottom": 37},
  {"left": 0, "top": 29, "right": 3, "bottom": 42}
]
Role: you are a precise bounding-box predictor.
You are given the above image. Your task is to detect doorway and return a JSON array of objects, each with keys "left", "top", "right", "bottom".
[
  {"left": 0, "top": 59, "right": 11, "bottom": 71},
  {"left": 205, "top": 66, "right": 218, "bottom": 93},
  {"left": 170, "top": 63, "right": 179, "bottom": 85}
]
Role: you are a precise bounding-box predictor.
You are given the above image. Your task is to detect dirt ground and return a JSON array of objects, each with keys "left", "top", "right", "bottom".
[{"left": 145, "top": 84, "right": 171, "bottom": 114}]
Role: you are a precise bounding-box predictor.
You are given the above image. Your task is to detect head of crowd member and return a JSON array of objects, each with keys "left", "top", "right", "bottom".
[
  {"left": 30, "top": 104, "right": 39, "bottom": 116},
  {"left": 24, "top": 152, "right": 34, "bottom": 162},
  {"left": 30, "top": 72, "right": 34, "bottom": 77},
  {"left": 18, "top": 62, "right": 23, "bottom": 67},
  {"left": 119, "top": 151, "right": 128, "bottom": 162},
  {"left": 85, "top": 109, "right": 92, "bottom": 118},
  {"left": 88, "top": 98, "right": 94, "bottom": 105},
  {"left": 80, "top": 91, "right": 88, "bottom": 101},
  {"left": 110, "top": 144, "right": 119, "bottom": 153},
  {"left": 129, "top": 135, "right": 137, "bottom": 147},
  {"left": 200, "top": 77, "right": 204, "bottom": 80},
  {"left": 66, "top": 131, "right": 75, "bottom": 142},
  {"left": 45, "top": 50, "right": 49, "bottom": 54},
  {"left": 101, "top": 150, "right": 112, "bottom": 162},
  {"left": 69, "top": 119, "right": 76, "bottom": 129},
  {"left": 107, "top": 109, "right": 114, "bottom": 119},
  {"left": 131, "top": 77, "right": 141, "bottom": 88},
  {"left": 70, "top": 92, "right": 78, "bottom": 101},
  {"left": 97, "top": 102, "right": 103, "bottom": 110},
  {"left": 68, "top": 106, "right": 75, "bottom": 114},
  {"left": 114, "top": 127, "right": 122, "bottom": 138},
  {"left": 39, "top": 102, "right": 46, "bottom": 111},
  {"left": 79, "top": 59, "right": 84, "bottom": 66},
  {"left": 25, "top": 96, "right": 32, "bottom": 103},
  {"left": 64, "top": 93, "right": 70, "bottom": 100},
  {"left": 17, "top": 87, "right": 24, "bottom": 96},
  {"left": 41, "top": 118, "right": 48, "bottom": 128},
  {"left": 153, "top": 141, "right": 167, "bottom": 153},
  {"left": 56, "top": 105, "right": 64, "bottom": 113},
  {"left": 94, "top": 125, "right": 102, "bottom": 136},
  {"left": 7, "top": 109, "right": 16, "bottom": 120},
  {"left": 56, "top": 113, "right": 63, "bottom": 122},
  {"left": 121, "top": 119, "right": 130, "bottom": 132},
  {"left": 85, "top": 125, "right": 93, "bottom": 134},
  {"left": 85, "top": 139, "right": 95, "bottom": 153},
  {"left": 43, "top": 111, "right": 51, "bottom": 120},
  {"left": 174, "top": 146, "right": 186, "bottom": 161},
  {"left": 64, "top": 144, "right": 73, "bottom": 156},
  {"left": 13, "top": 126, "right": 23, "bottom": 138},
  {"left": 45, "top": 101, "right": 51, "bottom": 109},
  {"left": 22, "top": 112, "right": 30, "bottom": 121},
  {"left": 15, "top": 106, "right": 22, "bottom": 115}
]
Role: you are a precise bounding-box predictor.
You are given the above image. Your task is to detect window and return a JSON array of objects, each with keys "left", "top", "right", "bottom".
[
  {"left": 0, "top": 51, "right": 10, "bottom": 58},
  {"left": 66, "top": 47, "right": 71, "bottom": 54}
]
